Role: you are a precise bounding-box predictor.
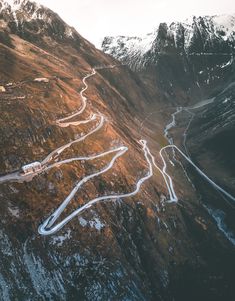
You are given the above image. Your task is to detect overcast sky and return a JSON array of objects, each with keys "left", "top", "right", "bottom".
[{"left": 35, "top": 0, "right": 235, "bottom": 47}]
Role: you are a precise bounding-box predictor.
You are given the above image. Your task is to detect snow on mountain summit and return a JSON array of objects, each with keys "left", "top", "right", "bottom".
[
  {"left": 102, "top": 14, "right": 235, "bottom": 70},
  {"left": 0, "top": 0, "right": 30, "bottom": 11},
  {"left": 213, "top": 14, "right": 235, "bottom": 38},
  {"left": 0, "top": 0, "right": 78, "bottom": 41},
  {"left": 102, "top": 33, "right": 154, "bottom": 69},
  {"left": 0, "top": 0, "right": 44, "bottom": 20}
]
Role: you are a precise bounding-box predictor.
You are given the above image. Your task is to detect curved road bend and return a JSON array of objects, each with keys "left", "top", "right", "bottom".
[
  {"left": 39, "top": 140, "right": 153, "bottom": 235},
  {"left": 160, "top": 145, "right": 235, "bottom": 203}
]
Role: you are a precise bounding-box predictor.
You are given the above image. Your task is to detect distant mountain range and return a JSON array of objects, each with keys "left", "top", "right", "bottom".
[
  {"left": 102, "top": 15, "right": 235, "bottom": 70},
  {"left": 102, "top": 12, "right": 235, "bottom": 266}
]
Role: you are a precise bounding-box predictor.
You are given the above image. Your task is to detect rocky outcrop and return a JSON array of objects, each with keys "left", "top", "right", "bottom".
[{"left": 102, "top": 15, "right": 235, "bottom": 105}]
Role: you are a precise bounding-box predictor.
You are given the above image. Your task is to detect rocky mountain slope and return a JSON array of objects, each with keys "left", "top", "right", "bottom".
[
  {"left": 102, "top": 15, "right": 235, "bottom": 105},
  {"left": 0, "top": 1, "right": 235, "bottom": 300},
  {"left": 102, "top": 15, "right": 235, "bottom": 186},
  {"left": 102, "top": 12, "right": 235, "bottom": 276},
  {"left": 102, "top": 15, "right": 235, "bottom": 63}
]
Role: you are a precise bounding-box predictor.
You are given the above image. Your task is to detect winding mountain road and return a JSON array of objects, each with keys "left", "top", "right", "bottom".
[
  {"left": 56, "top": 69, "right": 96, "bottom": 124},
  {"left": 0, "top": 65, "right": 156, "bottom": 236},
  {"left": 38, "top": 140, "right": 153, "bottom": 235},
  {"left": 0, "top": 68, "right": 104, "bottom": 184},
  {"left": 1, "top": 64, "right": 234, "bottom": 237},
  {"left": 159, "top": 145, "right": 235, "bottom": 203},
  {"left": 37, "top": 67, "right": 235, "bottom": 237}
]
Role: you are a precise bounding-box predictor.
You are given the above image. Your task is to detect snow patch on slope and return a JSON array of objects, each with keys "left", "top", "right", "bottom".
[
  {"left": 79, "top": 216, "right": 105, "bottom": 231},
  {"left": 51, "top": 230, "right": 72, "bottom": 247},
  {"left": 102, "top": 33, "right": 154, "bottom": 69},
  {"left": 213, "top": 15, "right": 235, "bottom": 39},
  {"left": 0, "top": 0, "right": 42, "bottom": 19},
  {"left": 1, "top": 0, "right": 26, "bottom": 11}
]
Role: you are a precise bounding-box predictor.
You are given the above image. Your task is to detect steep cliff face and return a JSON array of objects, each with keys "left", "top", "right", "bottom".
[
  {"left": 102, "top": 15, "right": 235, "bottom": 62},
  {"left": 103, "top": 12, "right": 235, "bottom": 279},
  {"left": 0, "top": 2, "right": 235, "bottom": 300},
  {"left": 102, "top": 15, "right": 235, "bottom": 191},
  {"left": 102, "top": 15, "right": 235, "bottom": 105}
]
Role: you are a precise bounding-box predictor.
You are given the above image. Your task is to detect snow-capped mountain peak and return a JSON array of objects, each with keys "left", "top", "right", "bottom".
[
  {"left": 0, "top": 0, "right": 30, "bottom": 12},
  {"left": 0, "top": 0, "right": 44, "bottom": 20},
  {"left": 213, "top": 14, "right": 235, "bottom": 38},
  {"left": 0, "top": 0, "right": 78, "bottom": 42},
  {"left": 102, "top": 14, "right": 235, "bottom": 70},
  {"left": 102, "top": 33, "right": 154, "bottom": 69}
]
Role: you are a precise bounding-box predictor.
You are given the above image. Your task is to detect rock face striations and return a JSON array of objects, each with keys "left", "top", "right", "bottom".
[
  {"left": 102, "top": 14, "right": 235, "bottom": 201},
  {"left": 103, "top": 15, "right": 235, "bottom": 299},
  {"left": 102, "top": 15, "right": 235, "bottom": 104},
  {"left": 0, "top": 1, "right": 235, "bottom": 300}
]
